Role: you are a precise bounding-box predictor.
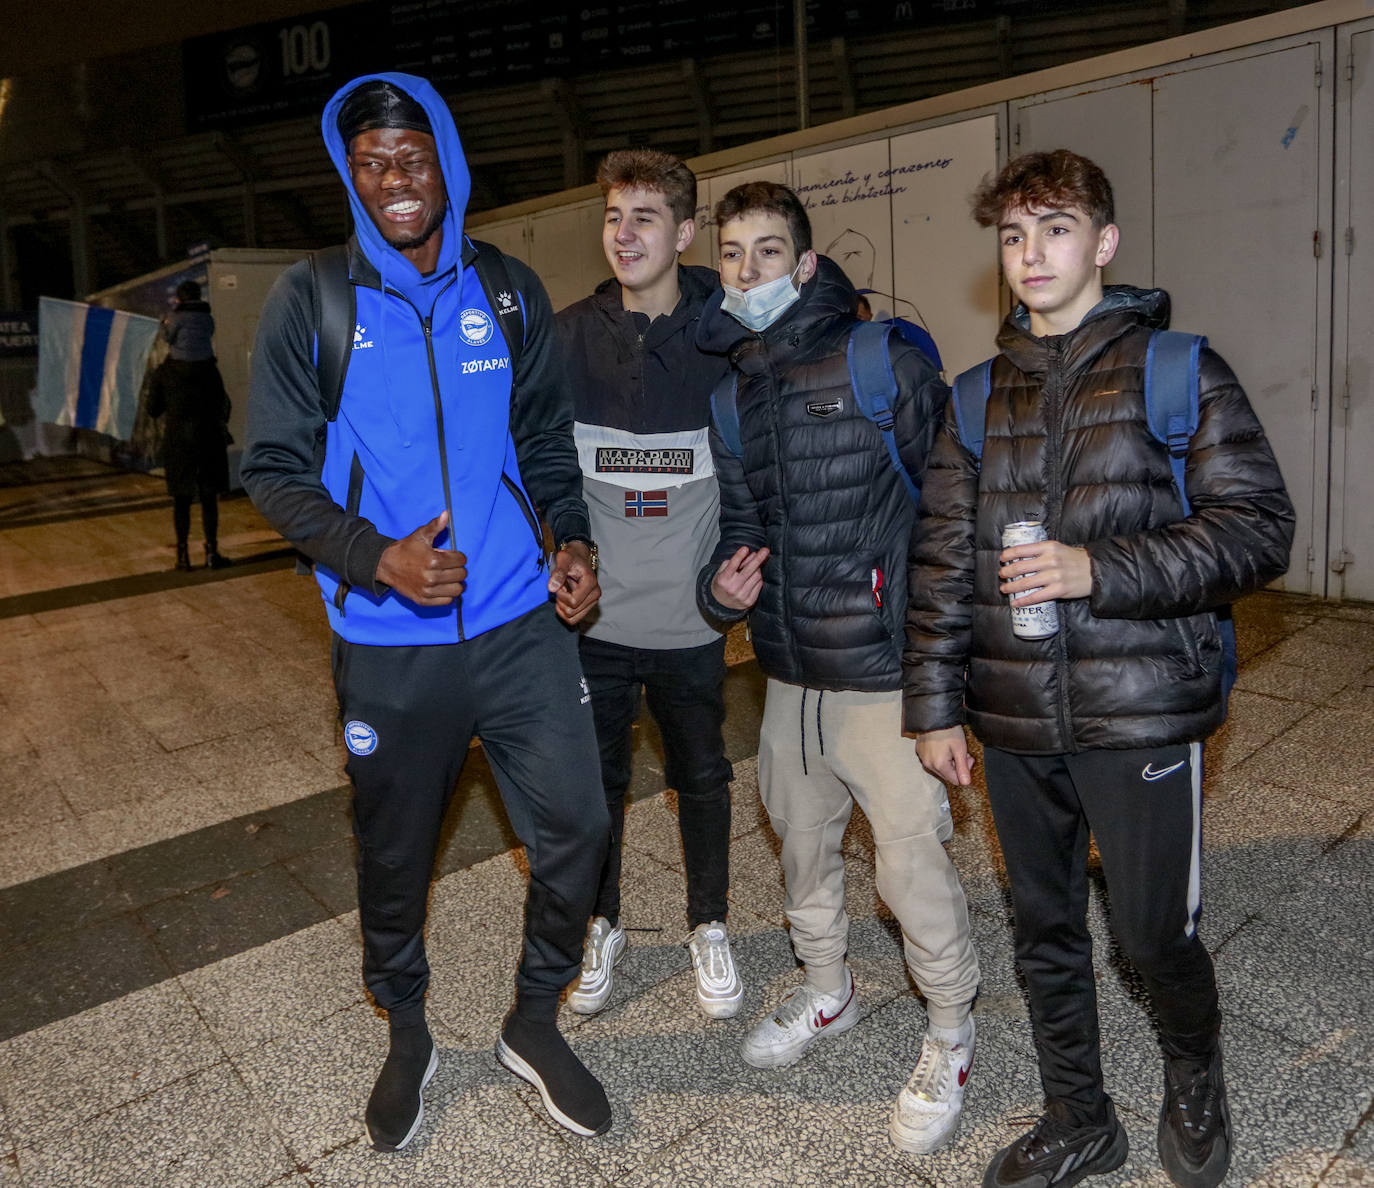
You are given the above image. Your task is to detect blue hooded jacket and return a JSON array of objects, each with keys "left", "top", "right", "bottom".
[{"left": 242, "top": 73, "right": 589, "bottom": 646}]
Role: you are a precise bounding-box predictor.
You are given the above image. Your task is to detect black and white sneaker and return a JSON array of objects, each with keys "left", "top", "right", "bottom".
[
  {"left": 983, "top": 1099, "right": 1128, "bottom": 1187},
  {"left": 1158, "top": 1050, "right": 1232, "bottom": 1188},
  {"left": 364, "top": 1028, "right": 438, "bottom": 1152},
  {"left": 496, "top": 1013, "right": 611, "bottom": 1137}
]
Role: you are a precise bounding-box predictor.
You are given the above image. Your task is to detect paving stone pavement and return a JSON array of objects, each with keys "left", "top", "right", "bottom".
[{"left": 0, "top": 460, "right": 1370, "bottom": 1187}]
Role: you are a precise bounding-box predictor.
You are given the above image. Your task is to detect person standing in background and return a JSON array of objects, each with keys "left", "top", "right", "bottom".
[{"left": 148, "top": 280, "right": 232, "bottom": 570}]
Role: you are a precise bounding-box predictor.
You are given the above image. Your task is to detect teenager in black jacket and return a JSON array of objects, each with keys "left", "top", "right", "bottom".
[
  {"left": 697, "top": 181, "right": 981, "bottom": 1157},
  {"left": 906, "top": 150, "right": 1293, "bottom": 1188}
]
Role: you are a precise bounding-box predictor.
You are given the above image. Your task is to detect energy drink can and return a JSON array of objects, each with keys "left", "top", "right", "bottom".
[{"left": 1002, "top": 520, "right": 1059, "bottom": 639}]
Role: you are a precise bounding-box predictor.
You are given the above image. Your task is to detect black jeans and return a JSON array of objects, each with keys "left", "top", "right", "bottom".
[
  {"left": 984, "top": 743, "right": 1221, "bottom": 1124},
  {"left": 578, "top": 634, "right": 733, "bottom": 928},
  {"left": 332, "top": 604, "right": 609, "bottom": 1024}
]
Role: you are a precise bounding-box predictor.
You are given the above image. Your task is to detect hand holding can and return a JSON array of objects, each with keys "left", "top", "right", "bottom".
[{"left": 1001, "top": 521, "right": 1059, "bottom": 639}]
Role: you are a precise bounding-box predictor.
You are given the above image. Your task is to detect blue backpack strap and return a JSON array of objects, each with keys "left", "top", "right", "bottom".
[
  {"left": 885, "top": 317, "right": 943, "bottom": 372},
  {"left": 1144, "top": 329, "right": 1206, "bottom": 516},
  {"left": 1144, "top": 329, "right": 1236, "bottom": 714},
  {"left": 847, "top": 320, "right": 920, "bottom": 504},
  {"left": 950, "top": 359, "right": 993, "bottom": 464},
  {"left": 710, "top": 370, "right": 742, "bottom": 457}
]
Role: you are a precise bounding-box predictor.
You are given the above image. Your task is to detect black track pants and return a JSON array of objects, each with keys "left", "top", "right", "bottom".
[
  {"left": 578, "top": 634, "right": 733, "bottom": 929},
  {"left": 983, "top": 743, "right": 1221, "bottom": 1122},
  {"left": 331, "top": 603, "right": 610, "bottom": 1023}
]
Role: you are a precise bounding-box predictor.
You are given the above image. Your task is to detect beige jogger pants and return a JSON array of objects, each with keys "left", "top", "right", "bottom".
[{"left": 757, "top": 679, "right": 980, "bottom": 1028}]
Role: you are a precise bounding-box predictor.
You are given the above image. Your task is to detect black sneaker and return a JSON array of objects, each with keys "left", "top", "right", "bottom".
[
  {"left": 364, "top": 1027, "right": 438, "bottom": 1152},
  {"left": 496, "top": 1012, "right": 611, "bottom": 1136},
  {"left": 1158, "top": 1050, "right": 1231, "bottom": 1188},
  {"left": 984, "top": 1099, "right": 1129, "bottom": 1187}
]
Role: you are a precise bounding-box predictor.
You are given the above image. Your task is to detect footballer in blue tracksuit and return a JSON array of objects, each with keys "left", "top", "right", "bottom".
[{"left": 242, "top": 73, "right": 613, "bottom": 1148}]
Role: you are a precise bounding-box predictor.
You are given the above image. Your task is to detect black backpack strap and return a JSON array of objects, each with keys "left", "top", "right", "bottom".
[
  {"left": 468, "top": 238, "right": 525, "bottom": 369},
  {"left": 308, "top": 244, "right": 354, "bottom": 423}
]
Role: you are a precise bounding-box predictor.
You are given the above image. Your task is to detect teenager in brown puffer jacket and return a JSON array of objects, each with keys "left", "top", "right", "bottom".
[{"left": 905, "top": 150, "right": 1293, "bottom": 1188}]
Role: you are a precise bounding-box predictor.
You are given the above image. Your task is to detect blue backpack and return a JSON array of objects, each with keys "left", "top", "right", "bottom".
[
  {"left": 710, "top": 319, "right": 922, "bottom": 504},
  {"left": 951, "top": 329, "right": 1238, "bottom": 714}
]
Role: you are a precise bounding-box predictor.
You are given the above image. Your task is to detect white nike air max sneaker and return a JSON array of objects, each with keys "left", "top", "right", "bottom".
[
  {"left": 686, "top": 921, "right": 744, "bottom": 1019},
  {"left": 890, "top": 1016, "right": 976, "bottom": 1154},
  {"left": 740, "top": 968, "right": 859, "bottom": 1068},
  {"left": 567, "top": 917, "right": 626, "bottom": 1015}
]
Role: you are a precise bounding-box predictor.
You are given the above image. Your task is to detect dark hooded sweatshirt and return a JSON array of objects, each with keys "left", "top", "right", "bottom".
[
  {"left": 241, "top": 72, "right": 588, "bottom": 646},
  {"left": 557, "top": 265, "right": 730, "bottom": 648}
]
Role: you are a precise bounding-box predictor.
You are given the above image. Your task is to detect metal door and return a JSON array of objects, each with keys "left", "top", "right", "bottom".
[
  {"left": 1152, "top": 35, "right": 1334, "bottom": 595},
  {"left": 1331, "top": 20, "right": 1374, "bottom": 601},
  {"left": 1012, "top": 82, "right": 1154, "bottom": 288}
]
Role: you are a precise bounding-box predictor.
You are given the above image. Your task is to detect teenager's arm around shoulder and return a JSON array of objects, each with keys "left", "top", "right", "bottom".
[
  {"left": 240, "top": 260, "right": 394, "bottom": 592},
  {"left": 507, "top": 255, "right": 591, "bottom": 546},
  {"left": 1087, "top": 345, "right": 1295, "bottom": 619}
]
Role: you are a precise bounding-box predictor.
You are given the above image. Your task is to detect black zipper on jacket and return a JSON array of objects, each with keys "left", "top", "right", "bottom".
[
  {"left": 501, "top": 473, "right": 546, "bottom": 569},
  {"left": 333, "top": 451, "right": 366, "bottom": 615},
  {"left": 1044, "top": 338, "right": 1075, "bottom": 751},
  {"left": 385, "top": 274, "right": 461, "bottom": 640},
  {"left": 421, "top": 316, "right": 462, "bottom": 640}
]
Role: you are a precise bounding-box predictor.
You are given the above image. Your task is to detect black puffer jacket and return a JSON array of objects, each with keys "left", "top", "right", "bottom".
[
  {"left": 696, "top": 256, "right": 948, "bottom": 691},
  {"left": 904, "top": 287, "right": 1294, "bottom": 753}
]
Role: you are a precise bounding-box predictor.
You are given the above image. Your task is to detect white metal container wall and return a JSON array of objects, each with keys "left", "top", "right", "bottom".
[
  {"left": 1331, "top": 19, "right": 1374, "bottom": 602},
  {"left": 1152, "top": 33, "right": 1333, "bottom": 598},
  {"left": 1014, "top": 30, "right": 1336, "bottom": 597},
  {"left": 205, "top": 249, "right": 310, "bottom": 488},
  {"left": 470, "top": 218, "right": 529, "bottom": 268},
  {"left": 1011, "top": 82, "right": 1156, "bottom": 288},
  {"left": 468, "top": 10, "right": 1369, "bottom": 600}
]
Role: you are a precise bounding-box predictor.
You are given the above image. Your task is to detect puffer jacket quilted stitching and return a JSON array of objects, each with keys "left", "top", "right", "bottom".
[
  {"left": 904, "top": 286, "right": 1294, "bottom": 753},
  {"left": 697, "top": 256, "right": 948, "bottom": 691}
]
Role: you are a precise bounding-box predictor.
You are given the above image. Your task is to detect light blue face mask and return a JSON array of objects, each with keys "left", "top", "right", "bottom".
[{"left": 720, "top": 259, "right": 804, "bottom": 332}]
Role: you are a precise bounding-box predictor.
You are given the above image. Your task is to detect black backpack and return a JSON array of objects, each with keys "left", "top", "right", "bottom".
[{"left": 306, "top": 236, "right": 525, "bottom": 420}]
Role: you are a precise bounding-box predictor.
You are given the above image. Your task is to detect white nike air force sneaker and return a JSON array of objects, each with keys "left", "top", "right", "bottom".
[
  {"left": 890, "top": 1016, "right": 976, "bottom": 1154},
  {"left": 740, "top": 967, "right": 859, "bottom": 1068}
]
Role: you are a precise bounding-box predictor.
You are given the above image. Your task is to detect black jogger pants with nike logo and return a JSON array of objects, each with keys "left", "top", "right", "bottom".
[{"left": 983, "top": 743, "right": 1222, "bottom": 1124}]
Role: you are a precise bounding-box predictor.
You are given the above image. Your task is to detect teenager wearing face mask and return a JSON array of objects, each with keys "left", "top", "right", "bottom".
[{"left": 695, "top": 181, "right": 982, "bottom": 1157}]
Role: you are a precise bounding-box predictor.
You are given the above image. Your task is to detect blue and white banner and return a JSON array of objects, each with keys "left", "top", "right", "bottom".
[{"left": 35, "top": 297, "right": 161, "bottom": 441}]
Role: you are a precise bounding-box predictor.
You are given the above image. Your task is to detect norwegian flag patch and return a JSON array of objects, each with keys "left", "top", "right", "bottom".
[{"left": 624, "top": 490, "right": 669, "bottom": 517}]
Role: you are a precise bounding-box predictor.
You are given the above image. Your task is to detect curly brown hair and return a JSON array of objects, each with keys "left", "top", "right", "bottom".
[
  {"left": 595, "top": 149, "right": 697, "bottom": 225},
  {"left": 971, "top": 149, "right": 1115, "bottom": 228}
]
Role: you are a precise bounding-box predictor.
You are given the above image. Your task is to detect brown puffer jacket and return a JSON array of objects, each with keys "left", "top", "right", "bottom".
[{"left": 903, "top": 286, "right": 1294, "bottom": 754}]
